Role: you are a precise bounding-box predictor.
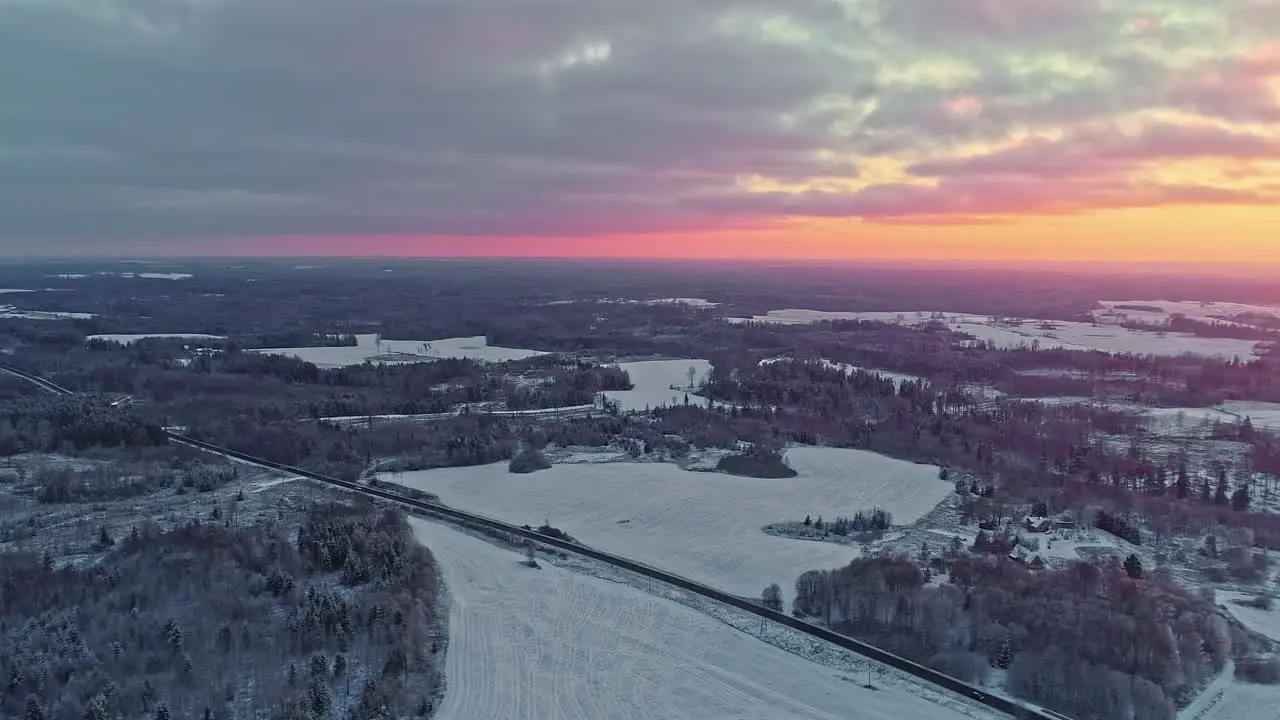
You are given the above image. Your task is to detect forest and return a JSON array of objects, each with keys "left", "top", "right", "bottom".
[
  {"left": 791, "top": 551, "right": 1265, "bottom": 720},
  {"left": 0, "top": 500, "right": 441, "bottom": 720}
]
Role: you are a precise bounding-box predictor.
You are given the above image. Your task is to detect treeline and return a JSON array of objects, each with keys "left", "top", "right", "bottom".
[
  {"left": 792, "top": 554, "right": 1238, "bottom": 720},
  {"left": 0, "top": 394, "right": 167, "bottom": 455},
  {"left": 0, "top": 502, "right": 441, "bottom": 719}
]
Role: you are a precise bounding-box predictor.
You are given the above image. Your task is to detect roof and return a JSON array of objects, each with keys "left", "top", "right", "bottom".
[{"left": 1009, "top": 544, "right": 1045, "bottom": 565}]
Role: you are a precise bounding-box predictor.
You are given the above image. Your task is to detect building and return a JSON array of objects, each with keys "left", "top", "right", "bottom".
[
  {"left": 1023, "top": 515, "right": 1052, "bottom": 533},
  {"left": 1009, "top": 544, "right": 1046, "bottom": 567}
]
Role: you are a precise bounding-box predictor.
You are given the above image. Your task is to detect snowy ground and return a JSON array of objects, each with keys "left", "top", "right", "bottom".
[
  {"left": 0, "top": 306, "right": 95, "bottom": 320},
  {"left": 727, "top": 309, "right": 1263, "bottom": 358},
  {"left": 412, "top": 517, "right": 997, "bottom": 720},
  {"left": 604, "top": 359, "right": 711, "bottom": 412},
  {"left": 251, "top": 333, "right": 546, "bottom": 368},
  {"left": 1217, "top": 592, "right": 1280, "bottom": 643},
  {"left": 384, "top": 447, "right": 949, "bottom": 604},
  {"left": 1194, "top": 679, "right": 1280, "bottom": 720},
  {"left": 1095, "top": 300, "right": 1280, "bottom": 328},
  {"left": 87, "top": 333, "right": 227, "bottom": 344}
]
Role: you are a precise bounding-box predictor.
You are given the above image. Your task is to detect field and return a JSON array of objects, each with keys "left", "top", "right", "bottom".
[
  {"left": 385, "top": 447, "right": 950, "bottom": 604},
  {"left": 604, "top": 359, "right": 711, "bottom": 412},
  {"left": 1095, "top": 299, "right": 1280, "bottom": 326},
  {"left": 411, "top": 517, "right": 998, "bottom": 720},
  {"left": 1217, "top": 592, "right": 1280, "bottom": 643},
  {"left": 728, "top": 309, "right": 1262, "bottom": 358},
  {"left": 1195, "top": 681, "right": 1280, "bottom": 720},
  {"left": 251, "top": 333, "right": 546, "bottom": 367}
]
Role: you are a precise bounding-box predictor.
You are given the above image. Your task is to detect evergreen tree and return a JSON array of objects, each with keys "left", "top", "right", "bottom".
[
  {"left": 24, "top": 695, "right": 45, "bottom": 720},
  {"left": 803, "top": 514, "right": 811, "bottom": 527},
  {"left": 1232, "top": 484, "right": 1250, "bottom": 511},
  {"left": 1124, "top": 553, "right": 1144, "bottom": 579},
  {"left": 1175, "top": 460, "right": 1190, "bottom": 499},
  {"left": 153, "top": 704, "right": 170, "bottom": 720},
  {"left": 1214, "top": 468, "right": 1230, "bottom": 505}
]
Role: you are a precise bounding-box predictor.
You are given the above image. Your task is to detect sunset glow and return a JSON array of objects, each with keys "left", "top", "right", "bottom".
[{"left": 2, "top": 0, "right": 1279, "bottom": 262}]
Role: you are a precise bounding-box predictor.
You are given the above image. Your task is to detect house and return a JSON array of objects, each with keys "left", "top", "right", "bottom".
[
  {"left": 1053, "top": 513, "right": 1076, "bottom": 530},
  {"left": 1023, "top": 515, "right": 1052, "bottom": 533},
  {"left": 1009, "top": 544, "right": 1046, "bottom": 567}
]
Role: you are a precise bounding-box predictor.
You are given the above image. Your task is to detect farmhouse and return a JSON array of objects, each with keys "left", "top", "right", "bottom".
[
  {"left": 1023, "top": 515, "right": 1052, "bottom": 533},
  {"left": 1009, "top": 544, "right": 1046, "bottom": 567}
]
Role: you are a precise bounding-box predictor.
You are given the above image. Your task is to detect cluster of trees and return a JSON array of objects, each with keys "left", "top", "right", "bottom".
[
  {"left": 1, "top": 501, "right": 440, "bottom": 719},
  {"left": 0, "top": 394, "right": 167, "bottom": 456},
  {"left": 792, "top": 554, "right": 1239, "bottom": 720},
  {"left": 803, "top": 509, "right": 893, "bottom": 535}
]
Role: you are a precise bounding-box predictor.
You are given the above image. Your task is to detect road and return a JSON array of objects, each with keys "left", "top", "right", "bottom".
[{"left": 0, "top": 363, "right": 1055, "bottom": 720}]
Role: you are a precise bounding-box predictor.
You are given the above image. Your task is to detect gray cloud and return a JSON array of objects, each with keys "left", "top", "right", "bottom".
[{"left": 0, "top": 0, "right": 1276, "bottom": 248}]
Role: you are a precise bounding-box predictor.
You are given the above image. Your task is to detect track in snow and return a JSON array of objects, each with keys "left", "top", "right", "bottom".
[{"left": 413, "top": 518, "right": 1000, "bottom": 720}]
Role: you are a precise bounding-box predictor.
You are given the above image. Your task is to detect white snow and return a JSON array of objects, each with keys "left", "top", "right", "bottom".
[
  {"left": 250, "top": 334, "right": 546, "bottom": 368},
  {"left": 412, "top": 517, "right": 992, "bottom": 720},
  {"left": 384, "top": 447, "right": 949, "bottom": 605},
  {"left": 0, "top": 306, "right": 95, "bottom": 320},
  {"left": 647, "top": 297, "right": 720, "bottom": 307},
  {"left": 1194, "top": 679, "right": 1280, "bottom": 720},
  {"left": 1136, "top": 402, "right": 1280, "bottom": 432},
  {"left": 131, "top": 272, "right": 193, "bottom": 280},
  {"left": 1096, "top": 300, "right": 1280, "bottom": 327},
  {"left": 87, "top": 333, "right": 227, "bottom": 345},
  {"left": 1218, "top": 592, "right": 1280, "bottom": 642},
  {"left": 604, "top": 359, "right": 711, "bottom": 412},
  {"left": 727, "top": 309, "right": 1264, "bottom": 358}
]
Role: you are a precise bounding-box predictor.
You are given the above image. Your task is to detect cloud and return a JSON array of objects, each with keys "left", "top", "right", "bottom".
[{"left": 0, "top": 0, "right": 1278, "bottom": 248}]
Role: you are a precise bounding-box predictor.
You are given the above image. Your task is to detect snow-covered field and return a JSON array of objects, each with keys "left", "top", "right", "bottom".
[
  {"left": 87, "top": 333, "right": 227, "bottom": 345},
  {"left": 728, "top": 309, "right": 1263, "bottom": 358},
  {"left": 1217, "top": 592, "right": 1280, "bottom": 643},
  {"left": 385, "top": 447, "right": 949, "bottom": 604},
  {"left": 127, "top": 272, "right": 192, "bottom": 280},
  {"left": 1119, "top": 401, "right": 1280, "bottom": 432},
  {"left": 604, "top": 359, "right": 711, "bottom": 412},
  {"left": 412, "top": 518, "right": 992, "bottom": 720},
  {"left": 1195, "top": 680, "right": 1280, "bottom": 720},
  {"left": 251, "top": 333, "right": 546, "bottom": 368},
  {"left": 1096, "top": 300, "right": 1280, "bottom": 327},
  {"left": 0, "top": 306, "right": 95, "bottom": 320}
]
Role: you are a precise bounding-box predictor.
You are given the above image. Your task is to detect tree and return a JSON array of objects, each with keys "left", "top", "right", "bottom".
[
  {"left": 1232, "top": 484, "right": 1250, "bottom": 511},
  {"left": 1175, "top": 460, "right": 1190, "bottom": 499},
  {"left": 153, "top": 704, "right": 171, "bottom": 720},
  {"left": 96, "top": 525, "right": 113, "bottom": 548},
  {"left": 803, "top": 514, "right": 811, "bottom": 527},
  {"left": 24, "top": 695, "right": 45, "bottom": 720},
  {"left": 1214, "top": 468, "right": 1230, "bottom": 505},
  {"left": 761, "top": 583, "right": 784, "bottom": 612},
  {"left": 1123, "top": 553, "right": 1144, "bottom": 579}
]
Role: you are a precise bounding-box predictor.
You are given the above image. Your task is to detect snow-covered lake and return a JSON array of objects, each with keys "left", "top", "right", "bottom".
[
  {"left": 385, "top": 447, "right": 950, "bottom": 604},
  {"left": 251, "top": 334, "right": 546, "bottom": 368},
  {"left": 604, "top": 359, "right": 711, "bottom": 412},
  {"left": 87, "top": 333, "right": 227, "bottom": 345},
  {"left": 412, "top": 518, "right": 993, "bottom": 720},
  {"left": 728, "top": 309, "right": 1264, "bottom": 358}
]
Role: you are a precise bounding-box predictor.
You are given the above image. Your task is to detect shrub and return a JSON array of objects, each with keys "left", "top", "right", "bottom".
[{"left": 508, "top": 448, "right": 551, "bottom": 474}]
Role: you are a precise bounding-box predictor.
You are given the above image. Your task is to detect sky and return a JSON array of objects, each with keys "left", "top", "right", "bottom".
[{"left": 1, "top": 0, "right": 1279, "bottom": 263}]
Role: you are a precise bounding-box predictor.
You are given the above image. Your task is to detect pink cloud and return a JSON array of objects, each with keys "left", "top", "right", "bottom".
[
  {"left": 1170, "top": 44, "right": 1280, "bottom": 122},
  {"left": 907, "top": 122, "right": 1280, "bottom": 179}
]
